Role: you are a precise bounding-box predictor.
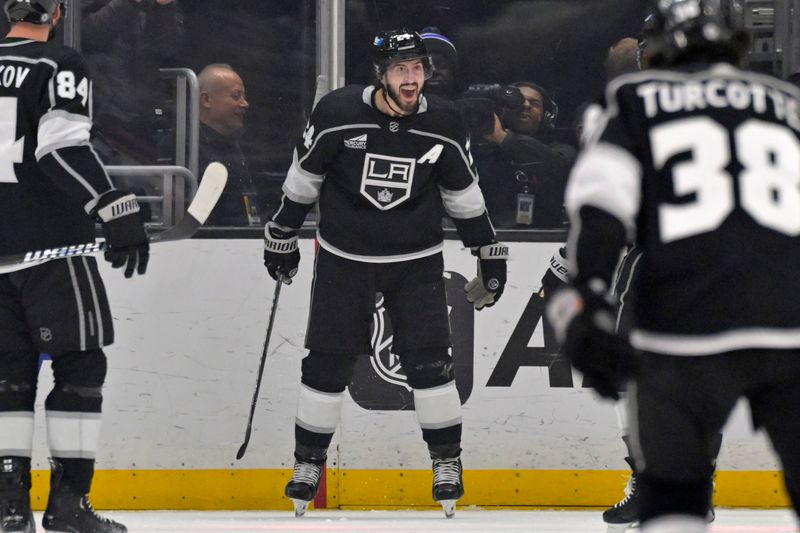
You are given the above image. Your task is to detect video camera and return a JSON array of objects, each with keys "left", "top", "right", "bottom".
[{"left": 456, "top": 84, "right": 524, "bottom": 138}]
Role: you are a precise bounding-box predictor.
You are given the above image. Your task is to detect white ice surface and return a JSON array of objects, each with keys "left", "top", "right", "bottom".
[{"left": 31, "top": 509, "right": 798, "bottom": 532}]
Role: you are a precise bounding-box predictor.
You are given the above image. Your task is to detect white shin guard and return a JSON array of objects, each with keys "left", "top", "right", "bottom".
[
  {"left": 413, "top": 381, "right": 462, "bottom": 431},
  {"left": 295, "top": 384, "right": 344, "bottom": 435}
]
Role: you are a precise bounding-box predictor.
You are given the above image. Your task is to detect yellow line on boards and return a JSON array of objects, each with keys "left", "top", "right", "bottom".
[{"left": 27, "top": 469, "right": 790, "bottom": 510}]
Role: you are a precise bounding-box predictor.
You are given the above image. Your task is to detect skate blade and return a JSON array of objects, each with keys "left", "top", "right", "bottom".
[
  {"left": 440, "top": 499, "right": 457, "bottom": 519},
  {"left": 606, "top": 523, "right": 637, "bottom": 533},
  {"left": 291, "top": 498, "right": 311, "bottom": 517}
]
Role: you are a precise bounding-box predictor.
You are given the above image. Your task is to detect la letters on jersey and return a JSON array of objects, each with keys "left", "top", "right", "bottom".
[{"left": 637, "top": 78, "right": 800, "bottom": 131}]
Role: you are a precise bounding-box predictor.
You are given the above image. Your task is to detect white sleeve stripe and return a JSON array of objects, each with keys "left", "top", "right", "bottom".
[
  {"left": 297, "top": 123, "right": 381, "bottom": 167},
  {"left": 409, "top": 129, "right": 478, "bottom": 181},
  {"left": 284, "top": 150, "right": 324, "bottom": 205},
  {"left": 439, "top": 181, "right": 486, "bottom": 219},
  {"left": 565, "top": 142, "right": 642, "bottom": 238},
  {"left": 50, "top": 149, "right": 101, "bottom": 203},
  {"left": 39, "top": 109, "right": 91, "bottom": 127},
  {"left": 36, "top": 113, "right": 92, "bottom": 160}
]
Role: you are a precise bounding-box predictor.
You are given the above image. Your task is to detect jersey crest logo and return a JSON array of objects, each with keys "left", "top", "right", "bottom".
[
  {"left": 344, "top": 134, "right": 368, "bottom": 150},
  {"left": 360, "top": 152, "right": 416, "bottom": 210}
]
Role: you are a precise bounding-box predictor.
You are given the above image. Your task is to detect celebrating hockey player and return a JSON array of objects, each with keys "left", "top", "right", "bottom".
[
  {"left": 263, "top": 28, "right": 507, "bottom": 518},
  {"left": 548, "top": 1, "right": 800, "bottom": 532},
  {"left": 0, "top": 1, "right": 149, "bottom": 532}
]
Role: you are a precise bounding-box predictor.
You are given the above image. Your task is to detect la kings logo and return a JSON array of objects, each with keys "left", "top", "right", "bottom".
[
  {"left": 360, "top": 153, "right": 416, "bottom": 210},
  {"left": 349, "top": 272, "right": 474, "bottom": 410}
]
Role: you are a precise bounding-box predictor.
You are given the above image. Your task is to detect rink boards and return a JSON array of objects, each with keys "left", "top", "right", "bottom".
[{"left": 26, "top": 238, "right": 789, "bottom": 510}]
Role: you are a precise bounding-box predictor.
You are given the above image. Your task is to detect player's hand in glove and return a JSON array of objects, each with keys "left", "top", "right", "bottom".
[
  {"left": 92, "top": 190, "right": 149, "bottom": 278},
  {"left": 546, "top": 280, "right": 639, "bottom": 400},
  {"left": 464, "top": 242, "right": 509, "bottom": 310},
  {"left": 539, "top": 246, "right": 569, "bottom": 300},
  {"left": 263, "top": 221, "right": 300, "bottom": 284}
]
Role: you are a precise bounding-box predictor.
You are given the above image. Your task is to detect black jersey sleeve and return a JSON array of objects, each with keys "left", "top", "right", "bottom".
[
  {"left": 271, "top": 92, "right": 341, "bottom": 229},
  {"left": 566, "top": 81, "right": 643, "bottom": 287},
  {"left": 35, "top": 47, "right": 114, "bottom": 212},
  {"left": 428, "top": 112, "right": 496, "bottom": 247}
]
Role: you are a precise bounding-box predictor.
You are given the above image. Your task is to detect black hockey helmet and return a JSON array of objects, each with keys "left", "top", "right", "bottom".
[
  {"left": 371, "top": 28, "right": 433, "bottom": 80},
  {"left": 643, "top": 0, "right": 749, "bottom": 67},
  {"left": 4, "top": 0, "right": 64, "bottom": 24}
]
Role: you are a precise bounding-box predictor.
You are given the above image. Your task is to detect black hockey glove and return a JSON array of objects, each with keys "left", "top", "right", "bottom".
[
  {"left": 464, "top": 242, "right": 509, "bottom": 310},
  {"left": 546, "top": 281, "right": 639, "bottom": 400},
  {"left": 92, "top": 190, "right": 149, "bottom": 278},
  {"left": 540, "top": 246, "right": 569, "bottom": 300},
  {"left": 263, "top": 221, "right": 300, "bottom": 284}
]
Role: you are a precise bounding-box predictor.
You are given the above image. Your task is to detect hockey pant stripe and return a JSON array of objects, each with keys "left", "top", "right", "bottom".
[
  {"left": 295, "top": 384, "right": 344, "bottom": 435},
  {"left": 46, "top": 410, "right": 102, "bottom": 459},
  {"left": 0, "top": 411, "right": 34, "bottom": 457},
  {"left": 413, "top": 381, "right": 462, "bottom": 430}
]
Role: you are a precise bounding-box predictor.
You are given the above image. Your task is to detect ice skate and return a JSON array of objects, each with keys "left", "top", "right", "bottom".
[
  {"left": 603, "top": 458, "right": 639, "bottom": 532},
  {"left": 432, "top": 457, "right": 463, "bottom": 519},
  {"left": 285, "top": 460, "right": 323, "bottom": 517},
  {"left": 42, "top": 459, "right": 126, "bottom": 533},
  {"left": 0, "top": 458, "right": 34, "bottom": 533}
]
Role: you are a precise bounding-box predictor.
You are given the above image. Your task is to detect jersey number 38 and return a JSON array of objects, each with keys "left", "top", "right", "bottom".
[{"left": 653, "top": 117, "right": 800, "bottom": 242}]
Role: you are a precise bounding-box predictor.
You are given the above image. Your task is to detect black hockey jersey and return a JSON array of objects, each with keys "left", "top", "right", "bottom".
[
  {"left": 569, "top": 63, "right": 800, "bottom": 356},
  {"left": 272, "top": 85, "right": 495, "bottom": 261},
  {"left": 0, "top": 38, "right": 113, "bottom": 258}
]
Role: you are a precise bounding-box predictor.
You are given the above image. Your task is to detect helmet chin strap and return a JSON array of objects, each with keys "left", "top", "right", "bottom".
[{"left": 381, "top": 83, "right": 409, "bottom": 117}]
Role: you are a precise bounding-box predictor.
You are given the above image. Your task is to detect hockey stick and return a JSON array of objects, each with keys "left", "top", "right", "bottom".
[
  {"left": 0, "top": 162, "right": 228, "bottom": 268},
  {"left": 236, "top": 277, "right": 284, "bottom": 460}
]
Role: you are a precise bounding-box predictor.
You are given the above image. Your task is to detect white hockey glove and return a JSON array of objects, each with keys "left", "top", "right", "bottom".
[
  {"left": 263, "top": 221, "right": 299, "bottom": 284},
  {"left": 92, "top": 190, "right": 149, "bottom": 278},
  {"left": 464, "top": 242, "right": 509, "bottom": 310}
]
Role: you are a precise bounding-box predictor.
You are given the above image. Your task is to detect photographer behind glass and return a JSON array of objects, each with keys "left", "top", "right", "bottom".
[{"left": 459, "top": 82, "right": 575, "bottom": 229}]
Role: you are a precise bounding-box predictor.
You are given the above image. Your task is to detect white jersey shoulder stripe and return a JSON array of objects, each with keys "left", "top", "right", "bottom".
[{"left": 566, "top": 141, "right": 642, "bottom": 238}]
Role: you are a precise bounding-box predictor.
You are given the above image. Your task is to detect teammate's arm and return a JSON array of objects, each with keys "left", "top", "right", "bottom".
[
  {"left": 546, "top": 87, "right": 643, "bottom": 398},
  {"left": 35, "top": 50, "right": 148, "bottom": 277}
]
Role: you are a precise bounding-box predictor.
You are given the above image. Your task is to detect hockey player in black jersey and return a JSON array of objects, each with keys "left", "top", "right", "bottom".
[
  {"left": 263, "top": 28, "right": 507, "bottom": 518},
  {"left": 548, "top": 1, "right": 800, "bottom": 532},
  {"left": 0, "top": 1, "right": 149, "bottom": 532}
]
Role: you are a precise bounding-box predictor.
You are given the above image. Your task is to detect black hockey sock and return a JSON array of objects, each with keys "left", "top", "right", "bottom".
[
  {"left": 51, "top": 457, "right": 94, "bottom": 495},
  {"left": 639, "top": 474, "right": 711, "bottom": 522},
  {"left": 428, "top": 442, "right": 462, "bottom": 460},
  {"left": 294, "top": 428, "right": 330, "bottom": 463}
]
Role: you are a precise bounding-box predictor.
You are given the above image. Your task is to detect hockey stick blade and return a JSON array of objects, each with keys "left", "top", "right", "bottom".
[
  {"left": 0, "top": 162, "right": 228, "bottom": 268},
  {"left": 150, "top": 162, "right": 227, "bottom": 243}
]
